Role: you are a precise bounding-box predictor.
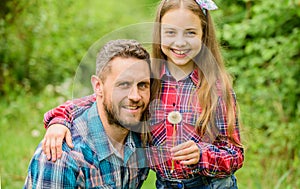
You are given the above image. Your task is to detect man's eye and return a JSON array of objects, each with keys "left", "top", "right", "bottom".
[
  {"left": 138, "top": 82, "right": 149, "bottom": 90},
  {"left": 118, "top": 82, "right": 130, "bottom": 88}
]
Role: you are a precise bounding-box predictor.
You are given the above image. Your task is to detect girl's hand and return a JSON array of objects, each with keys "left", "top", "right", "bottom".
[
  {"left": 42, "top": 124, "right": 73, "bottom": 162},
  {"left": 170, "top": 140, "right": 200, "bottom": 165}
]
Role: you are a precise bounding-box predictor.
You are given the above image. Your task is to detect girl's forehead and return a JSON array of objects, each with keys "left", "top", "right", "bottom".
[
  {"left": 162, "top": 8, "right": 199, "bottom": 19},
  {"left": 161, "top": 8, "right": 202, "bottom": 27}
]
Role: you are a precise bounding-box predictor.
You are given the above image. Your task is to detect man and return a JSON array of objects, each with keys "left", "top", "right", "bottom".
[{"left": 24, "top": 39, "right": 152, "bottom": 188}]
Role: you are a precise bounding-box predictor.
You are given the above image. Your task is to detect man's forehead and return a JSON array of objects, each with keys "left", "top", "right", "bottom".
[
  {"left": 111, "top": 57, "right": 149, "bottom": 71},
  {"left": 105, "top": 57, "right": 150, "bottom": 81}
]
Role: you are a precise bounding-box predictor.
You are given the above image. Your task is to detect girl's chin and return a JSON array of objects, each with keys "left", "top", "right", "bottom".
[{"left": 169, "top": 59, "right": 191, "bottom": 67}]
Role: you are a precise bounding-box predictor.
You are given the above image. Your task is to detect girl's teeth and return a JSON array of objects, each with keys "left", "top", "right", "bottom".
[{"left": 173, "top": 50, "right": 187, "bottom": 55}]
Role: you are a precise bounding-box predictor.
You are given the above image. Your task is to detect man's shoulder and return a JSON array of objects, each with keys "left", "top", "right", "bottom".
[
  {"left": 29, "top": 142, "right": 79, "bottom": 170},
  {"left": 71, "top": 102, "right": 98, "bottom": 139},
  {"left": 68, "top": 103, "right": 104, "bottom": 162}
]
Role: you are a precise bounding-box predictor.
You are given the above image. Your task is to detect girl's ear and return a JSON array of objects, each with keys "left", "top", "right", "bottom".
[{"left": 91, "top": 75, "right": 103, "bottom": 96}]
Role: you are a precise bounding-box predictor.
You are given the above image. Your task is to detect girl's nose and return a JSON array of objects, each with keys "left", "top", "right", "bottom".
[{"left": 174, "top": 34, "right": 187, "bottom": 47}]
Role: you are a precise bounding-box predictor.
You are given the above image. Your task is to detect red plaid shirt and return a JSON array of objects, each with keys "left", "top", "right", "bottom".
[{"left": 44, "top": 64, "right": 244, "bottom": 179}]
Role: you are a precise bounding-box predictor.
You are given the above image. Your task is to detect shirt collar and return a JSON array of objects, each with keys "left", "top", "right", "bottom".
[{"left": 160, "top": 63, "right": 199, "bottom": 85}]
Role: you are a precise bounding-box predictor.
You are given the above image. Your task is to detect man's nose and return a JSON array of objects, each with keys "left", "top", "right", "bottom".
[{"left": 128, "top": 86, "right": 141, "bottom": 102}]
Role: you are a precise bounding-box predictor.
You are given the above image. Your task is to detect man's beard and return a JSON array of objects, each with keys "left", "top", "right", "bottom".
[{"left": 103, "top": 100, "right": 142, "bottom": 131}]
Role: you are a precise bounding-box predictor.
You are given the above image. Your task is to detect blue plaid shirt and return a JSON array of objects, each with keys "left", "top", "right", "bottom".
[{"left": 24, "top": 103, "right": 149, "bottom": 189}]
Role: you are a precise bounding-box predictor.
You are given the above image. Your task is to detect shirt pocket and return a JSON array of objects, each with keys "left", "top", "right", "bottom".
[
  {"left": 180, "top": 112, "right": 201, "bottom": 143},
  {"left": 149, "top": 99, "right": 166, "bottom": 126}
]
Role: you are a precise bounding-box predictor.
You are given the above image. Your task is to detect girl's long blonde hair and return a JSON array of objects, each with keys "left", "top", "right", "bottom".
[{"left": 152, "top": 0, "right": 242, "bottom": 146}]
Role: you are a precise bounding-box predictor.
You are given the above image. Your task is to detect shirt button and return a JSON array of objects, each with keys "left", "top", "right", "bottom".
[{"left": 177, "top": 183, "right": 183, "bottom": 188}]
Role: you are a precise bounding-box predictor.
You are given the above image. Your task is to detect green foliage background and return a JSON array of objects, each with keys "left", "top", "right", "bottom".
[{"left": 0, "top": 0, "right": 299, "bottom": 188}]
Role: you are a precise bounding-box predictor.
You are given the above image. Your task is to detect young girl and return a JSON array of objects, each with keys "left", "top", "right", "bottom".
[{"left": 42, "top": 0, "right": 244, "bottom": 188}]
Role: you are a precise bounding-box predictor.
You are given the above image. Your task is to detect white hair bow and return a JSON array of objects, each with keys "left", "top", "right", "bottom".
[{"left": 195, "top": 0, "right": 218, "bottom": 15}]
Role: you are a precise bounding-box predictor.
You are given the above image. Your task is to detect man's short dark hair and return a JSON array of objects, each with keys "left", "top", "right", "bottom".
[{"left": 96, "top": 39, "right": 150, "bottom": 79}]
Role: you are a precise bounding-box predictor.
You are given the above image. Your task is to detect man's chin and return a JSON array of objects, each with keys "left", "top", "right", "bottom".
[{"left": 119, "top": 120, "right": 142, "bottom": 132}]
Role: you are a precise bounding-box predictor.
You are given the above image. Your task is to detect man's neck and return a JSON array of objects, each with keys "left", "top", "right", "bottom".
[
  {"left": 105, "top": 124, "right": 129, "bottom": 159},
  {"left": 106, "top": 125, "right": 129, "bottom": 146}
]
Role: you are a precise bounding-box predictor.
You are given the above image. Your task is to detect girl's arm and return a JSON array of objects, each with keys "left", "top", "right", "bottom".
[
  {"left": 42, "top": 94, "right": 96, "bottom": 161},
  {"left": 44, "top": 94, "right": 96, "bottom": 128},
  {"left": 171, "top": 91, "right": 244, "bottom": 177}
]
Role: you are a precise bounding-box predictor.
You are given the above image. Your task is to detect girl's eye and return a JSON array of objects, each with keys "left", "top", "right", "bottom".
[
  {"left": 186, "top": 31, "right": 197, "bottom": 37},
  {"left": 163, "top": 30, "right": 176, "bottom": 36}
]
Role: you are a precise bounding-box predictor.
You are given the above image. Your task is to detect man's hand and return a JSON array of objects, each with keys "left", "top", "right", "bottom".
[
  {"left": 171, "top": 140, "right": 200, "bottom": 165},
  {"left": 42, "top": 124, "right": 73, "bottom": 162}
]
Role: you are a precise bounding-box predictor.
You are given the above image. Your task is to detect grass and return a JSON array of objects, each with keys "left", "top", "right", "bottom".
[
  {"left": 0, "top": 91, "right": 59, "bottom": 188},
  {"left": 142, "top": 170, "right": 156, "bottom": 188},
  {"left": 1, "top": 90, "right": 299, "bottom": 188}
]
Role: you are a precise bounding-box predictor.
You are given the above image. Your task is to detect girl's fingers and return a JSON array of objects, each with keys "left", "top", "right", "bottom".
[
  {"left": 55, "top": 137, "right": 64, "bottom": 159},
  {"left": 41, "top": 124, "right": 70, "bottom": 161},
  {"left": 42, "top": 138, "right": 51, "bottom": 160},
  {"left": 171, "top": 140, "right": 200, "bottom": 165},
  {"left": 65, "top": 130, "right": 74, "bottom": 149},
  {"left": 172, "top": 151, "right": 199, "bottom": 165},
  {"left": 179, "top": 158, "right": 199, "bottom": 165},
  {"left": 171, "top": 140, "right": 193, "bottom": 152},
  {"left": 50, "top": 138, "right": 57, "bottom": 162},
  {"left": 171, "top": 141, "right": 199, "bottom": 156}
]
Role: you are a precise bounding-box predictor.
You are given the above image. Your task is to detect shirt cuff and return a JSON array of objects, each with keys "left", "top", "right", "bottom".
[{"left": 47, "top": 118, "right": 72, "bottom": 129}]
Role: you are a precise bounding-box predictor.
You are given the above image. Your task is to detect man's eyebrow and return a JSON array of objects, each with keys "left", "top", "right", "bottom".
[{"left": 138, "top": 78, "right": 151, "bottom": 82}]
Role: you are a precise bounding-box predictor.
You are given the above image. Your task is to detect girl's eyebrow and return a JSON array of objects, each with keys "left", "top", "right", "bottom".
[
  {"left": 186, "top": 28, "right": 198, "bottom": 31},
  {"left": 162, "top": 25, "right": 199, "bottom": 30},
  {"left": 161, "top": 25, "right": 175, "bottom": 29}
]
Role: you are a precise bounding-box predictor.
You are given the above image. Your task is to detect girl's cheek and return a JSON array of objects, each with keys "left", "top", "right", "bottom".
[{"left": 161, "top": 36, "right": 174, "bottom": 45}]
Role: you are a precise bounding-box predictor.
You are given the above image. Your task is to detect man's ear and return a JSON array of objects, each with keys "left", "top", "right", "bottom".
[{"left": 91, "top": 75, "right": 103, "bottom": 96}]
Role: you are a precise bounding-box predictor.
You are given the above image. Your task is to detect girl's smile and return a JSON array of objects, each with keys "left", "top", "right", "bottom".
[
  {"left": 161, "top": 8, "right": 203, "bottom": 75},
  {"left": 171, "top": 48, "right": 191, "bottom": 57}
]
